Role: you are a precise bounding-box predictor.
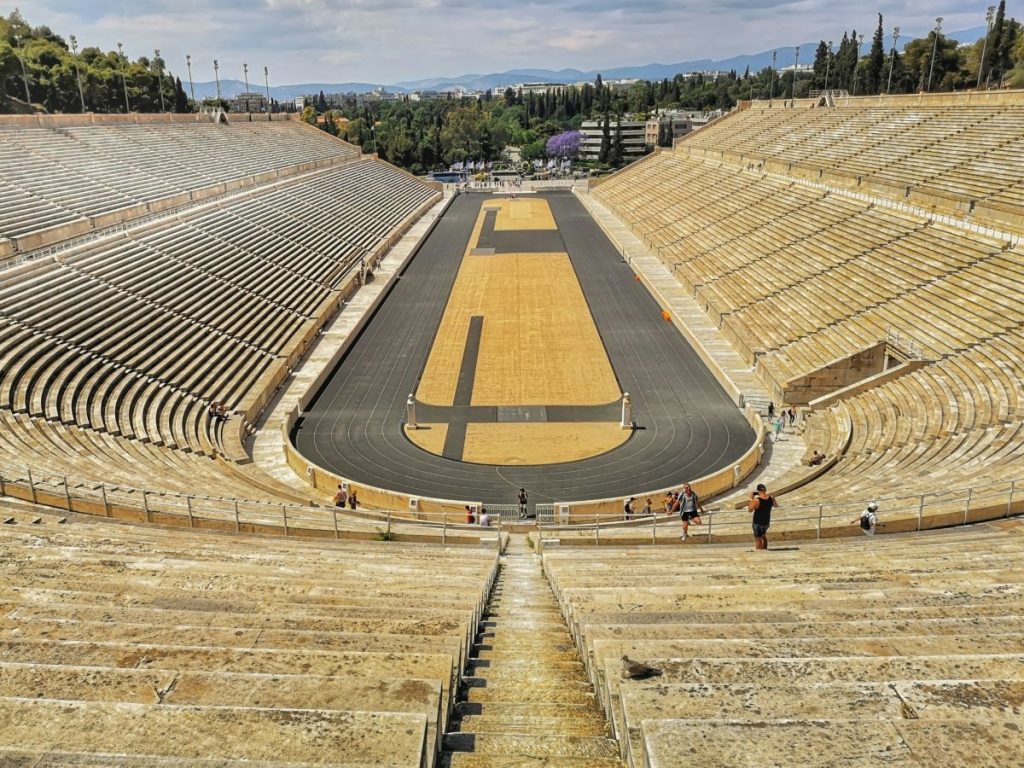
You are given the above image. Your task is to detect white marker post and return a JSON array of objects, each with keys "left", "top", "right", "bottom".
[
  {"left": 620, "top": 392, "right": 632, "bottom": 430},
  {"left": 406, "top": 394, "right": 417, "bottom": 430}
]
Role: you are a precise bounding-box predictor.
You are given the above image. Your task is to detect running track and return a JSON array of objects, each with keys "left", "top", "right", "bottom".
[{"left": 292, "top": 191, "right": 755, "bottom": 507}]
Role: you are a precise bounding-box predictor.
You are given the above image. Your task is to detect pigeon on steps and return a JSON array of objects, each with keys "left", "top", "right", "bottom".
[{"left": 621, "top": 655, "right": 663, "bottom": 680}]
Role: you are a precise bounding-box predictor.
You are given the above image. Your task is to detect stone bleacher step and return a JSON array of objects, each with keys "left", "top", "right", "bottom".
[
  {"left": 639, "top": 718, "right": 1024, "bottom": 768},
  {"left": 454, "top": 714, "right": 610, "bottom": 736},
  {"left": 466, "top": 666, "right": 588, "bottom": 685},
  {"left": 473, "top": 649, "right": 580, "bottom": 663},
  {"left": 462, "top": 681, "right": 596, "bottom": 706},
  {"left": 445, "top": 754, "right": 623, "bottom": 768},
  {"left": 620, "top": 679, "right": 1024, "bottom": 727},
  {"left": 454, "top": 701, "right": 598, "bottom": 720},
  {"left": 0, "top": 751, "right": 381, "bottom": 768},
  {"left": 0, "top": 698, "right": 427, "bottom": 766},
  {"left": 443, "top": 732, "right": 620, "bottom": 760}
]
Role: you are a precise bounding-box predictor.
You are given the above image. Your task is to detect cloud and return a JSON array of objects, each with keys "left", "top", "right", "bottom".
[{"left": 18, "top": 0, "right": 988, "bottom": 86}]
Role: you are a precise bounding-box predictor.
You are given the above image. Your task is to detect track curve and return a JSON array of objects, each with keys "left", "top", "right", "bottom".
[{"left": 293, "top": 191, "right": 755, "bottom": 506}]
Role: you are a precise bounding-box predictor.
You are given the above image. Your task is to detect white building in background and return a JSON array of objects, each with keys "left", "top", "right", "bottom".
[
  {"left": 579, "top": 118, "right": 650, "bottom": 161},
  {"left": 229, "top": 91, "right": 268, "bottom": 113},
  {"left": 293, "top": 96, "right": 306, "bottom": 110}
]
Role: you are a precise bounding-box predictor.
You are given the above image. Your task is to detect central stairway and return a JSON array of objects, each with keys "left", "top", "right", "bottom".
[{"left": 442, "top": 536, "right": 623, "bottom": 767}]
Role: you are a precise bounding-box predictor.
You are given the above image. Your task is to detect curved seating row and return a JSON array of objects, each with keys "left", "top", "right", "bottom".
[
  {"left": 0, "top": 121, "right": 357, "bottom": 244},
  {"left": 0, "top": 503, "right": 498, "bottom": 766},
  {"left": 543, "top": 523, "right": 1024, "bottom": 767},
  {"left": 680, "top": 101, "right": 1024, "bottom": 225},
  {"left": 594, "top": 97, "right": 1024, "bottom": 518},
  {"left": 0, "top": 159, "right": 435, "bottom": 471}
]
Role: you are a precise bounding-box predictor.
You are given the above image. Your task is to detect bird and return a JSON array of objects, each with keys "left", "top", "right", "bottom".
[{"left": 621, "top": 655, "right": 662, "bottom": 680}]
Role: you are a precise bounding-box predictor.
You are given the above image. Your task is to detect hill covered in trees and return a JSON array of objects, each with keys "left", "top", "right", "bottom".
[{"left": 0, "top": 10, "right": 191, "bottom": 114}]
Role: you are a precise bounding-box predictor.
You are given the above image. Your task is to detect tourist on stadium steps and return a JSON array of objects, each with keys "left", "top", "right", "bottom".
[
  {"left": 624, "top": 497, "right": 636, "bottom": 520},
  {"left": 348, "top": 490, "right": 358, "bottom": 509},
  {"left": 809, "top": 450, "right": 826, "bottom": 466},
  {"left": 208, "top": 401, "right": 227, "bottom": 421},
  {"left": 678, "top": 483, "right": 705, "bottom": 541},
  {"left": 465, "top": 505, "right": 475, "bottom": 525},
  {"left": 518, "top": 488, "right": 529, "bottom": 518},
  {"left": 749, "top": 483, "right": 777, "bottom": 550},
  {"left": 478, "top": 507, "right": 489, "bottom": 527},
  {"left": 333, "top": 485, "right": 347, "bottom": 508},
  {"left": 641, "top": 498, "right": 653, "bottom": 517},
  {"left": 669, "top": 491, "right": 681, "bottom": 518},
  {"left": 854, "top": 502, "right": 881, "bottom": 535},
  {"left": 773, "top": 416, "right": 784, "bottom": 442},
  {"left": 787, "top": 407, "right": 796, "bottom": 426},
  {"left": 662, "top": 490, "right": 676, "bottom": 513},
  {"left": 767, "top": 402, "right": 775, "bottom": 419}
]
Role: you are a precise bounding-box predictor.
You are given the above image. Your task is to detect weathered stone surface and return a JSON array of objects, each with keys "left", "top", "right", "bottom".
[
  {"left": 642, "top": 719, "right": 913, "bottom": 767},
  {"left": 0, "top": 699, "right": 427, "bottom": 765}
]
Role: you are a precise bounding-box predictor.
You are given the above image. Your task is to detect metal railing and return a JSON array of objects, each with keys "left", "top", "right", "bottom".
[
  {"left": 536, "top": 478, "right": 1022, "bottom": 549},
  {"left": 1, "top": 458, "right": 1019, "bottom": 549},
  {"left": 0, "top": 461, "right": 502, "bottom": 547}
]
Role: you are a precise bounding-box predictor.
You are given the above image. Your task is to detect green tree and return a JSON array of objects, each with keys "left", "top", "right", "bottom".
[{"left": 866, "top": 14, "right": 886, "bottom": 94}]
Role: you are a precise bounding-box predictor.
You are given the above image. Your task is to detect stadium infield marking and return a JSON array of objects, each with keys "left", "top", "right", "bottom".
[{"left": 408, "top": 197, "right": 627, "bottom": 464}]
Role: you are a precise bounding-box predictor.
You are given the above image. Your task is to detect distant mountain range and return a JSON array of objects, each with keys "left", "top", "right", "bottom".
[{"left": 189, "top": 25, "right": 986, "bottom": 100}]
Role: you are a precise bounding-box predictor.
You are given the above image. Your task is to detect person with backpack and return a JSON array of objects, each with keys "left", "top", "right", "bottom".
[
  {"left": 624, "top": 497, "right": 636, "bottom": 520},
  {"left": 678, "top": 483, "right": 705, "bottom": 541},
  {"left": 749, "top": 483, "right": 777, "bottom": 550},
  {"left": 854, "top": 501, "right": 881, "bottom": 535}
]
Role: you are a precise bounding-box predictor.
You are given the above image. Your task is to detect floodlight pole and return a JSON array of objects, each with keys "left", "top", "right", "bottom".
[
  {"left": 927, "top": 17, "right": 943, "bottom": 92},
  {"left": 155, "top": 49, "right": 166, "bottom": 112},
  {"left": 70, "top": 35, "right": 86, "bottom": 111},
  {"left": 243, "top": 63, "right": 250, "bottom": 107},
  {"left": 851, "top": 34, "right": 864, "bottom": 96},
  {"left": 978, "top": 6, "right": 996, "bottom": 90},
  {"left": 791, "top": 46, "right": 800, "bottom": 104},
  {"left": 823, "top": 41, "right": 833, "bottom": 95},
  {"left": 886, "top": 27, "right": 901, "bottom": 94},
  {"left": 769, "top": 50, "right": 777, "bottom": 103},
  {"left": 214, "top": 59, "right": 222, "bottom": 105},
  {"left": 264, "top": 66, "right": 272, "bottom": 113},
  {"left": 13, "top": 35, "right": 32, "bottom": 106},
  {"left": 186, "top": 54, "right": 197, "bottom": 111},
  {"left": 117, "top": 42, "right": 131, "bottom": 113}
]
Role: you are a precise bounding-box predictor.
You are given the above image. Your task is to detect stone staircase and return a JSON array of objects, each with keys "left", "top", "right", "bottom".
[{"left": 442, "top": 536, "right": 622, "bottom": 767}]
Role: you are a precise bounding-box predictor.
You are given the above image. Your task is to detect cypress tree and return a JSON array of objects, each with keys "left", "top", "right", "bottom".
[{"left": 867, "top": 15, "right": 886, "bottom": 94}]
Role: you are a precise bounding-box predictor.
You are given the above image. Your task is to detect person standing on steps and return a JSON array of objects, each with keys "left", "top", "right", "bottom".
[
  {"left": 348, "top": 489, "right": 358, "bottom": 510},
  {"left": 853, "top": 501, "right": 881, "bottom": 535},
  {"left": 749, "top": 483, "right": 777, "bottom": 550},
  {"left": 678, "top": 483, "right": 705, "bottom": 541},
  {"left": 518, "top": 488, "right": 529, "bottom": 519},
  {"left": 624, "top": 497, "right": 636, "bottom": 520},
  {"left": 333, "top": 484, "right": 347, "bottom": 508},
  {"left": 767, "top": 402, "right": 775, "bottom": 420}
]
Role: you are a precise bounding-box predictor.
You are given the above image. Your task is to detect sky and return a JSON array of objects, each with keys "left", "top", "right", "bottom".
[{"left": 19, "top": 1, "right": 992, "bottom": 85}]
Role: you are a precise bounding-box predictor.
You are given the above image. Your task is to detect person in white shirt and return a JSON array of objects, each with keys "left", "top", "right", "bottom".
[{"left": 854, "top": 501, "right": 881, "bottom": 535}]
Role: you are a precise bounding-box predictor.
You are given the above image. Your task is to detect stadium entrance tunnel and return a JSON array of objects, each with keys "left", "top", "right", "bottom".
[{"left": 773, "top": 339, "right": 931, "bottom": 408}]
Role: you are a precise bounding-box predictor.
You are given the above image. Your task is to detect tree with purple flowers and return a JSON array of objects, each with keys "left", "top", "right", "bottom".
[{"left": 545, "top": 130, "right": 583, "bottom": 159}]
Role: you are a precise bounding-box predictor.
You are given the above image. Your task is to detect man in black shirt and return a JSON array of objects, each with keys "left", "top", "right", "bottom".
[{"left": 749, "top": 483, "right": 777, "bottom": 550}]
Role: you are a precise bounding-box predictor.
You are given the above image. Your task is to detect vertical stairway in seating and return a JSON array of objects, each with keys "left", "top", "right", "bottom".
[{"left": 442, "top": 536, "right": 623, "bottom": 767}]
